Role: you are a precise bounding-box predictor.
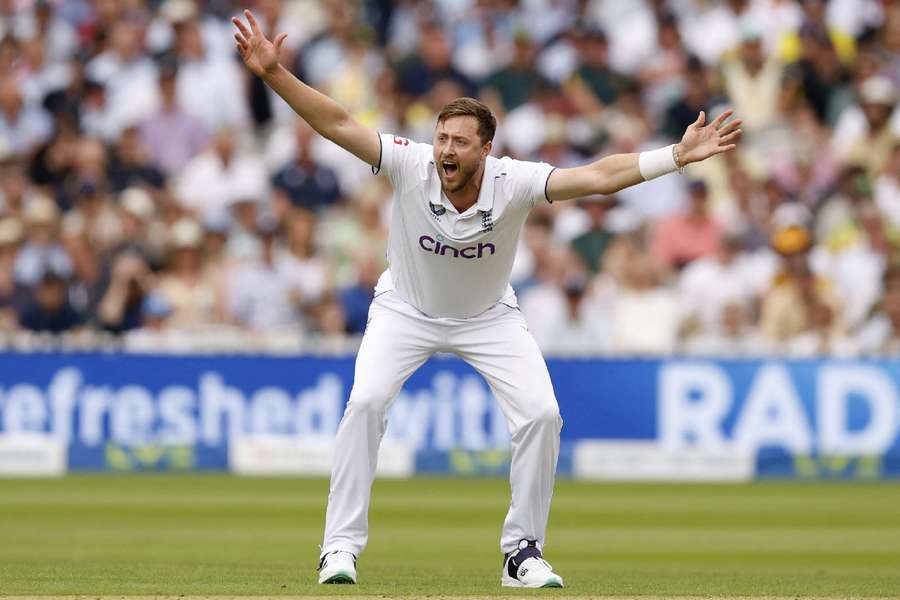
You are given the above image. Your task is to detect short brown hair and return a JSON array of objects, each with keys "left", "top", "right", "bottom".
[{"left": 437, "top": 97, "right": 496, "bottom": 145}]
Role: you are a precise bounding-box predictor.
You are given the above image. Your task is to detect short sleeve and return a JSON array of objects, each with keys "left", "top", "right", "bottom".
[
  {"left": 374, "top": 133, "right": 429, "bottom": 193},
  {"left": 504, "top": 158, "right": 557, "bottom": 209}
]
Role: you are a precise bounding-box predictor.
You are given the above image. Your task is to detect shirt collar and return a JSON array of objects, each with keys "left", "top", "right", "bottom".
[{"left": 429, "top": 156, "right": 497, "bottom": 215}]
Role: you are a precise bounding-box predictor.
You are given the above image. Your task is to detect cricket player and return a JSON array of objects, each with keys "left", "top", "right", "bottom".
[{"left": 232, "top": 10, "right": 741, "bottom": 589}]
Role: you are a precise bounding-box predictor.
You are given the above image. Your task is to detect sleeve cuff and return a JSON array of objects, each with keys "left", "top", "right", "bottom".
[
  {"left": 371, "top": 132, "right": 384, "bottom": 175},
  {"left": 543, "top": 167, "right": 557, "bottom": 204}
]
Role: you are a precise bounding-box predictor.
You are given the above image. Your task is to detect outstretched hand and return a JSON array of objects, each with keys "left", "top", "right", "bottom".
[
  {"left": 677, "top": 110, "right": 742, "bottom": 166},
  {"left": 232, "top": 9, "right": 287, "bottom": 78}
]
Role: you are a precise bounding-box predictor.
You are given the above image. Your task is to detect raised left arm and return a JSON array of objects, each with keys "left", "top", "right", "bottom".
[{"left": 546, "top": 110, "right": 742, "bottom": 202}]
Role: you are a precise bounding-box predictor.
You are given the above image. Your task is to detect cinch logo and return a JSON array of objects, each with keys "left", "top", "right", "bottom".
[{"left": 419, "top": 234, "right": 495, "bottom": 259}]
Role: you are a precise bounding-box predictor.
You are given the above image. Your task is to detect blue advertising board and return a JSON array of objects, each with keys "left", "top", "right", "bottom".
[{"left": 0, "top": 353, "right": 898, "bottom": 478}]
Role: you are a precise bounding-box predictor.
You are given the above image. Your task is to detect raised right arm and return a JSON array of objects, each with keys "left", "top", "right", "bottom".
[{"left": 232, "top": 10, "right": 380, "bottom": 167}]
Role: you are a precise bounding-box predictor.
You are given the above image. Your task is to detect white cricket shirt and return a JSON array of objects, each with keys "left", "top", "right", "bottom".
[{"left": 373, "top": 133, "right": 555, "bottom": 319}]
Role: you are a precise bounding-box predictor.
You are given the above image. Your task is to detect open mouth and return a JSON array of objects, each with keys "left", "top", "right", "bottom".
[{"left": 442, "top": 160, "right": 458, "bottom": 178}]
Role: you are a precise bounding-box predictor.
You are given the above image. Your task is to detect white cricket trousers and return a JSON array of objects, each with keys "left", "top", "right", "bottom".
[{"left": 321, "top": 290, "right": 562, "bottom": 557}]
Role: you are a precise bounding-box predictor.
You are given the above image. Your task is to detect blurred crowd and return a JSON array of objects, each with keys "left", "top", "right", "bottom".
[{"left": 1, "top": 0, "right": 900, "bottom": 356}]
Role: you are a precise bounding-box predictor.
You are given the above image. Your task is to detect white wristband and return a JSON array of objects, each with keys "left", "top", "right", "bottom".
[{"left": 638, "top": 144, "right": 679, "bottom": 181}]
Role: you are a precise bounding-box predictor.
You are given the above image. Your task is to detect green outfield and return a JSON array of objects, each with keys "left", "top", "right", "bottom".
[{"left": 1, "top": 475, "right": 899, "bottom": 597}]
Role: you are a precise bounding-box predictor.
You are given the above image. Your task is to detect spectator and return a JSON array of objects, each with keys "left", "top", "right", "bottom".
[
  {"left": 512, "top": 210, "right": 554, "bottom": 292},
  {"left": 55, "top": 136, "right": 110, "bottom": 211},
  {"left": 226, "top": 212, "right": 304, "bottom": 333},
  {"left": 108, "top": 125, "right": 165, "bottom": 191},
  {"left": 14, "top": 195, "right": 72, "bottom": 288},
  {"left": 564, "top": 26, "right": 631, "bottom": 115},
  {"left": 721, "top": 29, "right": 784, "bottom": 134},
  {"left": 637, "top": 13, "right": 688, "bottom": 117},
  {"left": 0, "top": 159, "right": 30, "bottom": 217},
  {"left": 140, "top": 291, "right": 173, "bottom": 332},
  {"left": 0, "top": 75, "right": 53, "bottom": 155},
  {"left": 110, "top": 186, "right": 161, "bottom": 268},
  {"left": 280, "top": 208, "right": 328, "bottom": 311},
  {"left": 323, "top": 25, "right": 384, "bottom": 120},
  {"left": 224, "top": 194, "right": 263, "bottom": 263},
  {"left": 500, "top": 81, "right": 565, "bottom": 159},
  {"left": 59, "top": 178, "right": 120, "bottom": 255},
  {"left": 85, "top": 19, "right": 158, "bottom": 137},
  {"left": 170, "top": 16, "right": 249, "bottom": 130},
  {"left": 857, "top": 269, "right": 900, "bottom": 354},
  {"left": 78, "top": 78, "right": 119, "bottom": 143},
  {"left": 601, "top": 81, "right": 655, "bottom": 153},
  {"left": 786, "top": 25, "right": 852, "bottom": 126},
  {"left": 540, "top": 275, "right": 613, "bottom": 355},
  {"left": 611, "top": 252, "right": 679, "bottom": 354},
  {"left": 89, "top": 186, "right": 160, "bottom": 324},
  {"left": 681, "top": 0, "right": 768, "bottom": 66},
  {"left": 123, "top": 291, "right": 193, "bottom": 354},
  {"left": 681, "top": 301, "right": 771, "bottom": 356},
  {"left": 271, "top": 121, "right": 342, "bottom": 211},
  {"left": 833, "top": 76, "right": 900, "bottom": 177},
  {"left": 18, "top": 35, "right": 70, "bottom": 107},
  {"left": 451, "top": 9, "right": 514, "bottom": 83},
  {"left": 816, "top": 166, "right": 875, "bottom": 248},
  {"left": 0, "top": 217, "right": 24, "bottom": 330},
  {"left": 339, "top": 255, "right": 382, "bottom": 335},
  {"left": 481, "top": 32, "right": 544, "bottom": 113},
  {"left": 0, "top": 0, "right": 899, "bottom": 355},
  {"left": 313, "top": 294, "right": 348, "bottom": 337},
  {"left": 678, "top": 233, "right": 773, "bottom": 339},
  {"left": 780, "top": 0, "right": 857, "bottom": 65},
  {"left": 767, "top": 104, "right": 839, "bottom": 209},
  {"left": 596, "top": 0, "right": 660, "bottom": 76},
  {"left": 874, "top": 142, "right": 900, "bottom": 230},
  {"left": 95, "top": 250, "right": 153, "bottom": 333},
  {"left": 716, "top": 168, "right": 771, "bottom": 249},
  {"left": 395, "top": 20, "right": 474, "bottom": 98},
  {"left": 813, "top": 170, "right": 888, "bottom": 329},
  {"left": 156, "top": 218, "right": 221, "bottom": 329},
  {"left": 175, "top": 128, "right": 268, "bottom": 217},
  {"left": 786, "top": 294, "right": 856, "bottom": 356},
  {"left": 245, "top": 0, "right": 307, "bottom": 126},
  {"left": 319, "top": 181, "right": 389, "bottom": 287},
  {"left": 19, "top": 0, "right": 78, "bottom": 63},
  {"left": 138, "top": 59, "right": 210, "bottom": 176},
  {"left": 651, "top": 180, "right": 724, "bottom": 270},
  {"left": 295, "top": 0, "right": 359, "bottom": 88},
  {"left": 18, "top": 258, "right": 82, "bottom": 333},
  {"left": 569, "top": 196, "right": 617, "bottom": 274},
  {"left": 519, "top": 244, "right": 587, "bottom": 349},
  {"left": 662, "top": 56, "right": 721, "bottom": 142},
  {"left": 760, "top": 227, "right": 845, "bottom": 347},
  {"left": 149, "top": 0, "right": 236, "bottom": 61},
  {"left": 59, "top": 178, "right": 114, "bottom": 303},
  {"left": 42, "top": 58, "right": 87, "bottom": 124}
]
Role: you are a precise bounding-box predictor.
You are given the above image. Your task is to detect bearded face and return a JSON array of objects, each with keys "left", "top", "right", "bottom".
[{"left": 433, "top": 116, "right": 490, "bottom": 194}]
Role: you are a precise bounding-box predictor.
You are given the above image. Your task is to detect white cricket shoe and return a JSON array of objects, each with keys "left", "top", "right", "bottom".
[
  {"left": 317, "top": 550, "right": 357, "bottom": 584},
  {"left": 501, "top": 540, "right": 564, "bottom": 588}
]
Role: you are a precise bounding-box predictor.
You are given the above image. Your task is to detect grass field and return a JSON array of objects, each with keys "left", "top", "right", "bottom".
[{"left": 1, "top": 476, "right": 899, "bottom": 598}]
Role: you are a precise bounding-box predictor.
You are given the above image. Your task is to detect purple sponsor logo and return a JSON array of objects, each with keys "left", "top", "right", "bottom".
[{"left": 419, "top": 235, "right": 495, "bottom": 259}]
